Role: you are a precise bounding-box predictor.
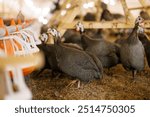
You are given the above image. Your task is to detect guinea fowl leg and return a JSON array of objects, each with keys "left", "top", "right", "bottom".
[
  {"left": 132, "top": 70, "right": 137, "bottom": 80},
  {"left": 66, "top": 79, "right": 81, "bottom": 88}
]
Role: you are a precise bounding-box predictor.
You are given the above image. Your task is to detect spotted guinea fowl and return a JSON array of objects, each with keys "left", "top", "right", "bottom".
[
  {"left": 76, "top": 22, "right": 120, "bottom": 70},
  {"left": 47, "top": 28, "right": 103, "bottom": 84},
  {"left": 63, "top": 29, "right": 103, "bottom": 48},
  {"left": 100, "top": 9, "right": 124, "bottom": 21},
  {"left": 63, "top": 30, "right": 82, "bottom": 47},
  {"left": 138, "top": 32, "right": 150, "bottom": 68},
  {"left": 119, "top": 16, "right": 145, "bottom": 79},
  {"left": 84, "top": 12, "right": 96, "bottom": 21},
  {"left": 32, "top": 33, "right": 60, "bottom": 77},
  {"left": 140, "top": 11, "right": 150, "bottom": 20}
]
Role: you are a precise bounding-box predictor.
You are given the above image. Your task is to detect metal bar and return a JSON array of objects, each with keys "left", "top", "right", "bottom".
[{"left": 96, "top": 0, "right": 102, "bottom": 22}]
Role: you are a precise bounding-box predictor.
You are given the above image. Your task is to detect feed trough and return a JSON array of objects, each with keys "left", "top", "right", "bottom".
[{"left": 0, "top": 18, "right": 41, "bottom": 76}]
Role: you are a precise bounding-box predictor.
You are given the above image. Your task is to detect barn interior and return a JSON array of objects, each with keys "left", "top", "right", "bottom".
[{"left": 0, "top": 0, "right": 150, "bottom": 100}]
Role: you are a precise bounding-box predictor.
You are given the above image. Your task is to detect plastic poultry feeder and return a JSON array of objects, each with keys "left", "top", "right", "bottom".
[
  {"left": 0, "top": 18, "right": 39, "bottom": 76},
  {"left": 10, "top": 19, "right": 39, "bottom": 54},
  {"left": 22, "top": 19, "right": 42, "bottom": 45},
  {"left": 0, "top": 51, "right": 44, "bottom": 100}
]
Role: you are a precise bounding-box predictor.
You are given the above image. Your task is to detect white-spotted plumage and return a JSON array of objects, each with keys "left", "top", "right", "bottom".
[
  {"left": 47, "top": 28, "right": 61, "bottom": 38},
  {"left": 40, "top": 33, "right": 48, "bottom": 43},
  {"left": 75, "top": 22, "right": 84, "bottom": 33}
]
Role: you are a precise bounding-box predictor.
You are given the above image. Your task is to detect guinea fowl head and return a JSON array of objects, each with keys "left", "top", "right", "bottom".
[
  {"left": 39, "top": 33, "right": 48, "bottom": 44},
  {"left": 135, "top": 16, "right": 144, "bottom": 26},
  {"left": 47, "top": 28, "right": 61, "bottom": 43},
  {"left": 135, "top": 16, "right": 144, "bottom": 33},
  {"left": 75, "top": 22, "right": 85, "bottom": 34}
]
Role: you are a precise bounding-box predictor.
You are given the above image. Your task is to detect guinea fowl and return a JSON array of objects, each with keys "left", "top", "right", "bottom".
[
  {"left": 47, "top": 28, "right": 103, "bottom": 86},
  {"left": 32, "top": 33, "right": 60, "bottom": 77},
  {"left": 100, "top": 2, "right": 107, "bottom": 10},
  {"left": 76, "top": 22, "right": 120, "bottom": 70},
  {"left": 83, "top": 12, "right": 96, "bottom": 21},
  {"left": 40, "top": 24, "right": 49, "bottom": 34},
  {"left": 115, "top": 37, "right": 126, "bottom": 46},
  {"left": 115, "top": 30, "right": 128, "bottom": 46},
  {"left": 100, "top": 9, "right": 113, "bottom": 21},
  {"left": 63, "top": 30, "right": 102, "bottom": 49},
  {"left": 140, "top": 11, "right": 150, "bottom": 20},
  {"left": 100, "top": 9, "right": 124, "bottom": 21},
  {"left": 120, "top": 16, "right": 145, "bottom": 79},
  {"left": 64, "top": 11, "right": 104, "bottom": 48},
  {"left": 63, "top": 30, "right": 82, "bottom": 47},
  {"left": 51, "top": 0, "right": 60, "bottom": 13},
  {"left": 138, "top": 32, "right": 150, "bottom": 68}
]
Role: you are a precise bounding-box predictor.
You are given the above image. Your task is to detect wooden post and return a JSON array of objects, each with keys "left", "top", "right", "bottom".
[
  {"left": 61, "top": 0, "right": 71, "bottom": 9},
  {"left": 96, "top": 0, "right": 102, "bottom": 22},
  {"left": 48, "top": 0, "right": 71, "bottom": 26},
  {"left": 48, "top": 0, "right": 150, "bottom": 35},
  {"left": 58, "top": 6, "right": 80, "bottom": 35},
  {"left": 57, "top": 0, "right": 80, "bottom": 35},
  {"left": 120, "top": 0, "right": 134, "bottom": 23},
  {"left": 79, "top": 0, "right": 84, "bottom": 20},
  {"left": 129, "top": 6, "right": 150, "bottom": 10},
  {"left": 61, "top": 20, "right": 150, "bottom": 29}
]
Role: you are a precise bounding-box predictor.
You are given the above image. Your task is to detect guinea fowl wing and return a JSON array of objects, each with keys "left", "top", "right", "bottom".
[
  {"left": 56, "top": 44, "right": 98, "bottom": 70},
  {"left": 120, "top": 36, "right": 144, "bottom": 71},
  {"left": 55, "top": 44, "right": 102, "bottom": 81},
  {"left": 81, "top": 34, "right": 101, "bottom": 49},
  {"left": 138, "top": 33, "right": 150, "bottom": 67}
]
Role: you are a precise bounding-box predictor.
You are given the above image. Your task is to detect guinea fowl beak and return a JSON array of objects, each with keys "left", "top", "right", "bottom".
[
  {"left": 139, "top": 19, "right": 144, "bottom": 27},
  {"left": 74, "top": 25, "right": 79, "bottom": 32}
]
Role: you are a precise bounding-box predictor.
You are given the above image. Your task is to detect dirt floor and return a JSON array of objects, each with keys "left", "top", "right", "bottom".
[
  {"left": 27, "top": 33, "right": 150, "bottom": 100},
  {"left": 27, "top": 63, "right": 150, "bottom": 100}
]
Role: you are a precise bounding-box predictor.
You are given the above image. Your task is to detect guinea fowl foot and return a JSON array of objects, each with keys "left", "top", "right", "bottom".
[
  {"left": 130, "top": 70, "right": 137, "bottom": 83},
  {"left": 66, "top": 80, "right": 81, "bottom": 88},
  {"left": 52, "top": 71, "right": 61, "bottom": 79}
]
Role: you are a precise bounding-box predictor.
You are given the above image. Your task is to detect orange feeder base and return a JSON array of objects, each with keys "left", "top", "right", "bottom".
[
  {"left": 9, "top": 66, "right": 35, "bottom": 78},
  {"left": 22, "top": 66, "right": 35, "bottom": 76},
  {"left": 0, "top": 18, "right": 37, "bottom": 77}
]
